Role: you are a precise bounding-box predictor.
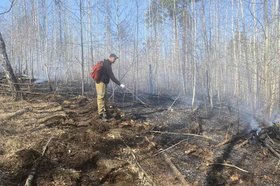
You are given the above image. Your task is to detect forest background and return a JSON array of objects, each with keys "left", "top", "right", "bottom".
[{"left": 0, "top": 0, "right": 279, "bottom": 120}]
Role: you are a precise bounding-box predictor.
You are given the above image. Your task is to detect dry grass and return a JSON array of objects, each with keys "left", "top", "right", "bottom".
[
  {"left": 1, "top": 94, "right": 279, "bottom": 185},
  {"left": 0, "top": 95, "right": 67, "bottom": 180}
]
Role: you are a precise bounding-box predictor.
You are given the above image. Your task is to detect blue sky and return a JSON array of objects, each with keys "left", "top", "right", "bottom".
[
  {"left": 0, "top": 0, "right": 274, "bottom": 47},
  {"left": 0, "top": 0, "right": 13, "bottom": 12}
]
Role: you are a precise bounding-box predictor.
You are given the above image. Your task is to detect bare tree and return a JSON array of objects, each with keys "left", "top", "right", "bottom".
[
  {"left": 80, "top": 0, "right": 85, "bottom": 95},
  {"left": 0, "top": 32, "right": 21, "bottom": 100}
]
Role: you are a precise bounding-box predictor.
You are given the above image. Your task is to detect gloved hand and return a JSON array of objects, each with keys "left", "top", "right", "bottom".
[{"left": 120, "top": 84, "right": 125, "bottom": 89}]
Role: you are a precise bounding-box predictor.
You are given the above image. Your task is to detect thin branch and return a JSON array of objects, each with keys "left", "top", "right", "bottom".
[
  {"left": 151, "top": 130, "right": 216, "bottom": 142},
  {"left": 153, "top": 139, "right": 188, "bottom": 156},
  {"left": 168, "top": 94, "right": 180, "bottom": 111},
  {"left": 0, "top": 0, "right": 15, "bottom": 15},
  {"left": 246, "top": 1, "right": 266, "bottom": 38},
  {"left": 124, "top": 87, "right": 149, "bottom": 107},
  {"left": 207, "top": 163, "right": 249, "bottom": 173}
]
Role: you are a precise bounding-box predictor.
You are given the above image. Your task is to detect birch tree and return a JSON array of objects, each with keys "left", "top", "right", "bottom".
[{"left": 0, "top": 33, "right": 21, "bottom": 100}]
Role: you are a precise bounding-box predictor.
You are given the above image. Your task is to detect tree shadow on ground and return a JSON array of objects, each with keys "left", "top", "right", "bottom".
[{"left": 205, "top": 130, "right": 248, "bottom": 185}]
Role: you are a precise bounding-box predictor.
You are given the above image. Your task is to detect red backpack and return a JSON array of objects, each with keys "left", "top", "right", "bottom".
[{"left": 90, "top": 61, "right": 104, "bottom": 82}]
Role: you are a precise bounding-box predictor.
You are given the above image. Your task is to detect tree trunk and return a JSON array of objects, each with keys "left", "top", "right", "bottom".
[
  {"left": 0, "top": 32, "right": 21, "bottom": 100},
  {"left": 181, "top": 9, "right": 187, "bottom": 95},
  {"left": 263, "top": 0, "right": 271, "bottom": 115},
  {"left": 79, "top": 0, "right": 85, "bottom": 96}
]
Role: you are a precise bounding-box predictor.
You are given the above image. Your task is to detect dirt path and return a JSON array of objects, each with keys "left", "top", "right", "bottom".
[{"left": 0, "top": 94, "right": 279, "bottom": 185}]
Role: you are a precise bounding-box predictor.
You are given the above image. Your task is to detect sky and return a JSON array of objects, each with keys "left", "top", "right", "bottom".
[
  {"left": 0, "top": 0, "right": 272, "bottom": 35},
  {"left": 0, "top": 0, "right": 274, "bottom": 66},
  {"left": 0, "top": 0, "right": 13, "bottom": 12}
]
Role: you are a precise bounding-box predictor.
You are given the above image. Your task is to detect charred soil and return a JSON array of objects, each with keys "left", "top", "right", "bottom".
[{"left": 0, "top": 93, "right": 279, "bottom": 186}]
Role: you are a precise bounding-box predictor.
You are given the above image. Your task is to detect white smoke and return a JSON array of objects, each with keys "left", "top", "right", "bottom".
[
  {"left": 271, "top": 113, "right": 280, "bottom": 125},
  {"left": 248, "top": 116, "right": 259, "bottom": 130}
]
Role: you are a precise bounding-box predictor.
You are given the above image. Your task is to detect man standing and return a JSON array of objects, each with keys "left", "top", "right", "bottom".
[{"left": 95, "top": 54, "right": 125, "bottom": 121}]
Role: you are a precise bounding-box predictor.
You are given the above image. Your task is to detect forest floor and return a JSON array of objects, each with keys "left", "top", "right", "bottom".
[{"left": 0, "top": 89, "right": 279, "bottom": 186}]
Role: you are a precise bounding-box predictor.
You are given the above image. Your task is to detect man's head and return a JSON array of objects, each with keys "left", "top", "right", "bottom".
[{"left": 108, "top": 53, "right": 119, "bottom": 63}]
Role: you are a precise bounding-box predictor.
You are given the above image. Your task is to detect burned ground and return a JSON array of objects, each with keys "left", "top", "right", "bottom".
[{"left": 0, "top": 92, "right": 279, "bottom": 186}]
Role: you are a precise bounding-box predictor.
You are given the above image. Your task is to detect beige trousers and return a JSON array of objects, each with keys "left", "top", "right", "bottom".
[{"left": 95, "top": 82, "right": 107, "bottom": 115}]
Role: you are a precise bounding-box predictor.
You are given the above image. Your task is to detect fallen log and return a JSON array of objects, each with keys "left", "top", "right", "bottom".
[
  {"left": 216, "top": 137, "right": 232, "bottom": 147},
  {"left": 263, "top": 141, "right": 280, "bottom": 159},
  {"left": 254, "top": 124, "right": 280, "bottom": 158},
  {"left": 237, "top": 138, "right": 250, "bottom": 148},
  {"left": 163, "top": 153, "right": 190, "bottom": 186},
  {"left": 24, "top": 137, "right": 53, "bottom": 186},
  {"left": 145, "top": 137, "right": 191, "bottom": 186}
]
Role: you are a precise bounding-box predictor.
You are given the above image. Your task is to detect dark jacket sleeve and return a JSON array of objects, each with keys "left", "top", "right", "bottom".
[{"left": 104, "top": 63, "right": 121, "bottom": 85}]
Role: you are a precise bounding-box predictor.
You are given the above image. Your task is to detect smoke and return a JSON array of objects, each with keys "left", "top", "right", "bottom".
[
  {"left": 246, "top": 117, "right": 261, "bottom": 135},
  {"left": 271, "top": 113, "right": 280, "bottom": 125},
  {"left": 33, "top": 79, "right": 48, "bottom": 84},
  {"left": 246, "top": 111, "right": 279, "bottom": 133},
  {"left": 248, "top": 115, "right": 259, "bottom": 130}
]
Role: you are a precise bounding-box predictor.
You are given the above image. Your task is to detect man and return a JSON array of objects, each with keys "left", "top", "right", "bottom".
[{"left": 95, "top": 53, "right": 125, "bottom": 121}]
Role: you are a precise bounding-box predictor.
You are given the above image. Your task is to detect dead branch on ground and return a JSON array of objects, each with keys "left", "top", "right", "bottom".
[
  {"left": 207, "top": 163, "right": 249, "bottom": 173},
  {"left": 216, "top": 137, "right": 232, "bottom": 147},
  {"left": 153, "top": 139, "right": 188, "bottom": 156},
  {"left": 124, "top": 87, "right": 149, "bottom": 107},
  {"left": 38, "top": 112, "right": 67, "bottom": 124},
  {"left": 151, "top": 130, "right": 216, "bottom": 142},
  {"left": 192, "top": 106, "right": 199, "bottom": 113},
  {"left": 4, "top": 107, "right": 32, "bottom": 120},
  {"left": 32, "top": 102, "right": 61, "bottom": 110},
  {"left": 24, "top": 137, "right": 53, "bottom": 186},
  {"left": 1, "top": 107, "right": 32, "bottom": 125},
  {"left": 122, "top": 140, "right": 155, "bottom": 186},
  {"left": 145, "top": 137, "right": 191, "bottom": 186},
  {"left": 168, "top": 94, "right": 180, "bottom": 111},
  {"left": 32, "top": 106, "right": 63, "bottom": 114},
  {"left": 163, "top": 153, "right": 191, "bottom": 186},
  {"left": 263, "top": 141, "right": 280, "bottom": 159},
  {"left": 98, "top": 162, "right": 130, "bottom": 184},
  {"left": 185, "top": 149, "right": 196, "bottom": 155},
  {"left": 237, "top": 138, "right": 250, "bottom": 148}
]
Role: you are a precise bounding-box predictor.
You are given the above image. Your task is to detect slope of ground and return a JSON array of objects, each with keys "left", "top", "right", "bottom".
[{"left": 0, "top": 93, "right": 279, "bottom": 186}]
